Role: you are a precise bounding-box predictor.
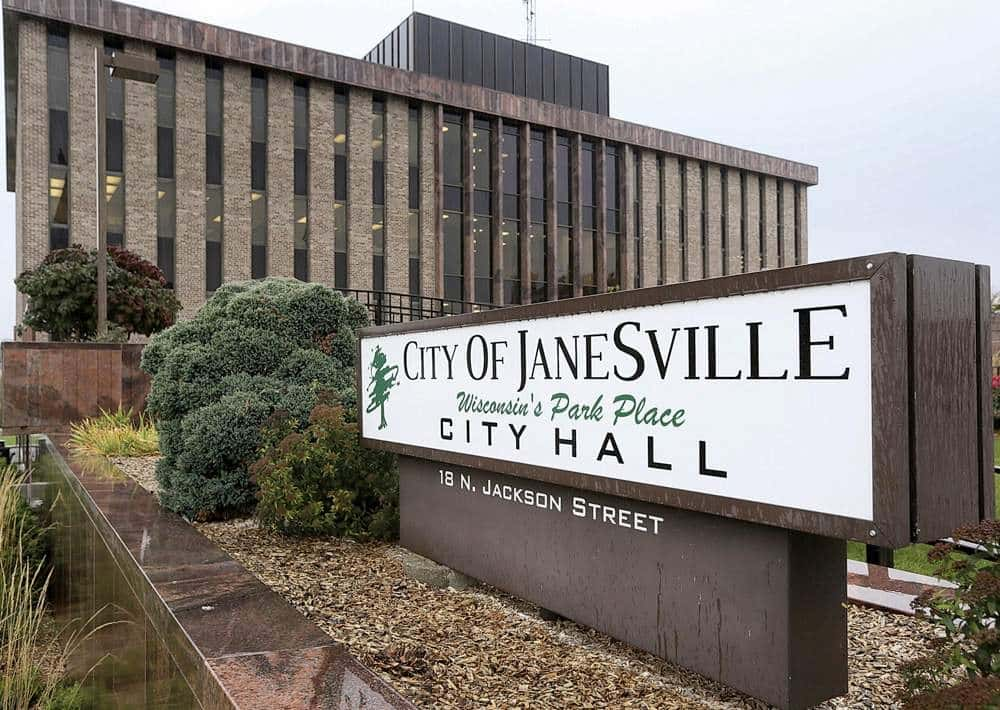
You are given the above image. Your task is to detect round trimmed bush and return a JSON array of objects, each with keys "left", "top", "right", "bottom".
[{"left": 142, "top": 278, "right": 368, "bottom": 520}]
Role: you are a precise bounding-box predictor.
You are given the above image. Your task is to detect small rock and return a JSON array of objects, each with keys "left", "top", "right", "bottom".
[{"left": 401, "top": 551, "right": 476, "bottom": 590}]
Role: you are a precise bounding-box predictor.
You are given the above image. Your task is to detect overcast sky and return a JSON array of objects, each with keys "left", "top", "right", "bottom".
[{"left": 1, "top": 0, "right": 998, "bottom": 339}]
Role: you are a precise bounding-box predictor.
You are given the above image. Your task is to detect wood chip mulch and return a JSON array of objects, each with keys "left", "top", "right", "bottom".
[{"left": 115, "top": 457, "right": 938, "bottom": 708}]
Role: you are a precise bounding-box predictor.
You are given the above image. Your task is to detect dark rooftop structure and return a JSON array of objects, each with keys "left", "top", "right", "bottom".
[{"left": 365, "top": 13, "right": 610, "bottom": 115}]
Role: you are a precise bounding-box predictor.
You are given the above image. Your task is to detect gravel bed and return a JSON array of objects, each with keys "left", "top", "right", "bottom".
[
  {"left": 117, "top": 456, "right": 937, "bottom": 708},
  {"left": 110, "top": 455, "right": 160, "bottom": 496}
]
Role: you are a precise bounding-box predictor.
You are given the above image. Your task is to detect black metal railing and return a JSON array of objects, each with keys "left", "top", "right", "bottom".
[{"left": 338, "top": 289, "right": 502, "bottom": 325}]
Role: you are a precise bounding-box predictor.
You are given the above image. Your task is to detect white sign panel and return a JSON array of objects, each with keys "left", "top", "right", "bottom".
[{"left": 361, "top": 281, "right": 873, "bottom": 521}]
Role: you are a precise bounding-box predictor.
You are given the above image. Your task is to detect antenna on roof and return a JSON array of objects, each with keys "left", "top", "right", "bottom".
[{"left": 523, "top": 0, "right": 537, "bottom": 44}]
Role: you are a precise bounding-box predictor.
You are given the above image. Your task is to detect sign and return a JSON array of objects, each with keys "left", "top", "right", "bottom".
[
  {"left": 360, "top": 253, "right": 993, "bottom": 709},
  {"left": 363, "top": 280, "right": 874, "bottom": 521}
]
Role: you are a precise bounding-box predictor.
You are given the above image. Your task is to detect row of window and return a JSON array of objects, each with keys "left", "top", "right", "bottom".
[{"left": 42, "top": 29, "right": 802, "bottom": 303}]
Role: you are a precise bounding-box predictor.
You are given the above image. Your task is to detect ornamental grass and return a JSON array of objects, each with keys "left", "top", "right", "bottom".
[{"left": 69, "top": 407, "right": 159, "bottom": 458}]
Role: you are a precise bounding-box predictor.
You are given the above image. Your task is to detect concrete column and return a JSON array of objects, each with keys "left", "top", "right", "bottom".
[
  {"left": 706, "top": 164, "right": 723, "bottom": 278},
  {"left": 174, "top": 52, "right": 206, "bottom": 318},
  {"left": 639, "top": 151, "right": 659, "bottom": 286},
  {"left": 223, "top": 62, "right": 251, "bottom": 282},
  {"left": 16, "top": 19, "right": 48, "bottom": 326},
  {"left": 621, "top": 146, "right": 635, "bottom": 290},
  {"left": 745, "top": 174, "right": 761, "bottom": 273},
  {"left": 124, "top": 40, "right": 157, "bottom": 264},
  {"left": 386, "top": 95, "right": 409, "bottom": 294},
  {"left": 781, "top": 180, "right": 796, "bottom": 268},
  {"left": 266, "top": 72, "right": 293, "bottom": 278},
  {"left": 618, "top": 145, "right": 630, "bottom": 290},
  {"left": 763, "top": 176, "right": 779, "bottom": 270},
  {"left": 420, "top": 103, "right": 437, "bottom": 297},
  {"left": 725, "top": 169, "right": 743, "bottom": 275},
  {"left": 663, "top": 156, "right": 681, "bottom": 284},
  {"left": 347, "top": 87, "right": 373, "bottom": 290},
  {"left": 68, "top": 29, "right": 100, "bottom": 257},
  {"left": 684, "top": 160, "right": 703, "bottom": 281},
  {"left": 308, "top": 81, "right": 335, "bottom": 285},
  {"left": 798, "top": 185, "right": 809, "bottom": 264}
]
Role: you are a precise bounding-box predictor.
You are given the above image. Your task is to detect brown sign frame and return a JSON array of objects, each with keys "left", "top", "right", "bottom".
[{"left": 359, "top": 252, "right": 993, "bottom": 547}]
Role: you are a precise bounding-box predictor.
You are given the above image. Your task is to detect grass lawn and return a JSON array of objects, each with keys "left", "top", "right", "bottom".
[{"left": 847, "top": 437, "right": 1000, "bottom": 577}]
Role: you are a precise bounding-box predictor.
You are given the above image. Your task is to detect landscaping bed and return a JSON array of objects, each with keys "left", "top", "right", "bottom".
[{"left": 116, "top": 455, "right": 937, "bottom": 709}]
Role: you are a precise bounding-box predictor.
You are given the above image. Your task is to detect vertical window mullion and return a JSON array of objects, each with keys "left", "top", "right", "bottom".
[
  {"left": 529, "top": 129, "right": 547, "bottom": 303},
  {"left": 294, "top": 80, "right": 310, "bottom": 281},
  {"left": 205, "top": 59, "right": 224, "bottom": 291},
  {"left": 371, "top": 96, "right": 385, "bottom": 291},
  {"left": 105, "top": 39, "right": 125, "bottom": 249},
  {"left": 250, "top": 70, "right": 267, "bottom": 279},
  {"left": 156, "top": 51, "right": 176, "bottom": 286},
  {"left": 501, "top": 124, "right": 520, "bottom": 304},
  {"left": 46, "top": 29, "right": 70, "bottom": 251},
  {"left": 408, "top": 105, "right": 421, "bottom": 297},
  {"left": 472, "top": 116, "right": 493, "bottom": 303},
  {"left": 334, "top": 88, "right": 348, "bottom": 288},
  {"left": 442, "top": 110, "right": 464, "bottom": 309}
]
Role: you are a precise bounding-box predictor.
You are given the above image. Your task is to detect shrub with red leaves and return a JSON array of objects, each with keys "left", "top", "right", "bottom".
[{"left": 15, "top": 244, "right": 180, "bottom": 341}]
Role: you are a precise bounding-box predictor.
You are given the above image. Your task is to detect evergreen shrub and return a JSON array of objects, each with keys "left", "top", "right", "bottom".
[{"left": 142, "top": 278, "right": 367, "bottom": 519}]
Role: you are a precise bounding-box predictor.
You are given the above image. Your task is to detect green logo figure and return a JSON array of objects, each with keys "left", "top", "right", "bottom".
[{"left": 366, "top": 345, "right": 400, "bottom": 430}]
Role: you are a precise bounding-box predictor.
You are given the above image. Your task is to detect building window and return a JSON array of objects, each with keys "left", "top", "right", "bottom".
[
  {"left": 501, "top": 124, "right": 520, "bottom": 304},
  {"left": 334, "top": 88, "right": 348, "bottom": 289},
  {"left": 251, "top": 70, "right": 267, "bottom": 278},
  {"left": 556, "top": 134, "right": 573, "bottom": 299},
  {"left": 758, "top": 174, "right": 766, "bottom": 269},
  {"left": 371, "top": 96, "right": 385, "bottom": 291},
  {"left": 156, "top": 51, "right": 176, "bottom": 287},
  {"left": 700, "top": 163, "right": 707, "bottom": 277},
  {"left": 442, "top": 110, "right": 464, "bottom": 305},
  {"left": 528, "top": 128, "right": 547, "bottom": 303},
  {"left": 656, "top": 156, "right": 664, "bottom": 285},
  {"left": 472, "top": 117, "right": 492, "bottom": 303},
  {"left": 580, "top": 140, "right": 597, "bottom": 295},
  {"left": 204, "top": 59, "right": 224, "bottom": 291},
  {"left": 408, "top": 105, "right": 421, "bottom": 297},
  {"left": 47, "top": 28, "right": 69, "bottom": 251},
  {"left": 679, "top": 159, "right": 687, "bottom": 282},
  {"left": 721, "top": 167, "right": 728, "bottom": 276},
  {"left": 776, "top": 179, "right": 784, "bottom": 267},
  {"left": 105, "top": 39, "right": 125, "bottom": 249},
  {"left": 633, "top": 156, "right": 640, "bottom": 289},
  {"left": 605, "top": 144, "right": 621, "bottom": 290},
  {"left": 794, "top": 184, "right": 801, "bottom": 265},
  {"left": 294, "top": 80, "right": 310, "bottom": 281},
  {"left": 739, "top": 171, "right": 748, "bottom": 273}
]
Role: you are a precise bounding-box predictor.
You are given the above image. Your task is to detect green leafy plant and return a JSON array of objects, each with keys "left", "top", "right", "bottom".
[
  {"left": 252, "top": 402, "right": 398, "bottom": 539},
  {"left": 142, "top": 278, "right": 368, "bottom": 520},
  {"left": 14, "top": 245, "right": 180, "bottom": 341},
  {"left": 902, "top": 520, "right": 1000, "bottom": 706},
  {"left": 68, "top": 407, "right": 159, "bottom": 457}
]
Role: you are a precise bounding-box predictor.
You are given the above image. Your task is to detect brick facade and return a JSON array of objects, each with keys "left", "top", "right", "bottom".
[
  {"left": 223, "top": 62, "right": 251, "bottom": 282},
  {"left": 123, "top": 39, "right": 156, "bottom": 264},
  {"left": 308, "top": 81, "right": 335, "bottom": 286},
  {"left": 266, "top": 71, "right": 293, "bottom": 279},
  {"left": 385, "top": 95, "right": 409, "bottom": 294},
  {"left": 347, "top": 86, "right": 373, "bottom": 290},
  {"left": 173, "top": 51, "right": 205, "bottom": 318},
  {"left": 9, "top": 10, "right": 812, "bottom": 333}
]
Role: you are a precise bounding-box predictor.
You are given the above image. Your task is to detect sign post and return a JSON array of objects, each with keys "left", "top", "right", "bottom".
[{"left": 359, "top": 253, "right": 993, "bottom": 709}]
